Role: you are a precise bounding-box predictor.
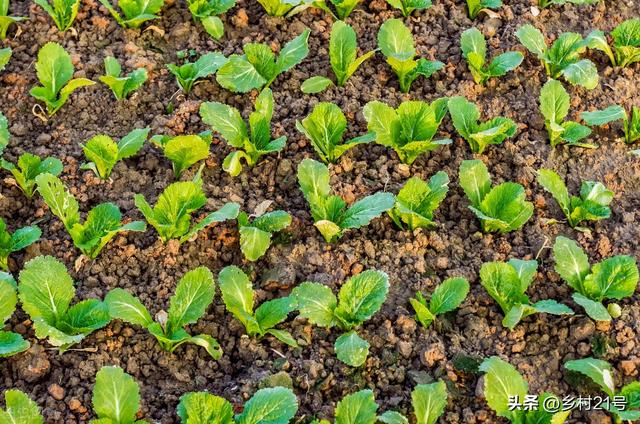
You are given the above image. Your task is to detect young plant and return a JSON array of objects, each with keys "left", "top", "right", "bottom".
[
  {"left": 0, "top": 1, "right": 26, "bottom": 39},
  {"left": 460, "top": 27, "right": 523, "bottom": 85},
  {"left": 36, "top": 173, "right": 146, "bottom": 259},
  {"left": 363, "top": 99, "right": 451, "bottom": 164},
  {"left": 105, "top": 267, "right": 222, "bottom": 359},
  {"left": 586, "top": 18, "right": 640, "bottom": 68},
  {"left": 99, "top": 56, "right": 148, "bottom": 100},
  {"left": 553, "top": 236, "right": 639, "bottom": 321},
  {"left": 324, "top": 0, "right": 362, "bottom": 19},
  {"left": 539, "top": 79, "right": 593, "bottom": 148},
  {"left": 296, "top": 102, "right": 373, "bottom": 163},
  {"left": 448, "top": 96, "right": 517, "bottom": 154},
  {"left": 217, "top": 29, "right": 310, "bottom": 93},
  {"left": 134, "top": 175, "right": 239, "bottom": 243},
  {"left": 98, "top": 0, "right": 163, "bottom": 28},
  {"left": 516, "top": 25, "right": 598, "bottom": 89},
  {"left": 0, "top": 47, "right": 11, "bottom": 71},
  {"left": 237, "top": 209, "right": 291, "bottom": 261},
  {"left": 1, "top": 153, "right": 63, "bottom": 198},
  {"left": 200, "top": 88, "right": 286, "bottom": 176},
  {"left": 257, "top": 0, "right": 306, "bottom": 16},
  {"left": 0, "top": 272, "right": 30, "bottom": 357},
  {"left": 34, "top": 0, "right": 79, "bottom": 31},
  {"left": 91, "top": 366, "right": 145, "bottom": 424},
  {"left": 18, "top": 256, "right": 111, "bottom": 352},
  {"left": 480, "top": 356, "right": 571, "bottom": 423},
  {"left": 292, "top": 269, "right": 389, "bottom": 366},
  {"left": 386, "top": 0, "right": 432, "bottom": 17},
  {"left": 537, "top": 168, "right": 613, "bottom": 228},
  {"left": 0, "top": 219, "right": 41, "bottom": 271},
  {"left": 297, "top": 159, "right": 394, "bottom": 242},
  {"left": 377, "top": 19, "right": 444, "bottom": 93},
  {"left": 177, "top": 387, "right": 298, "bottom": 424},
  {"left": 218, "top": 266, "right": 297, "bottom": 346},
  {"left": 328, "top": 20, "right": 375, "bottom": 87},
  {"left": 565, "top": 357, "right": 640, "bottom": 422},
  {"left": 538, "top": 0, "right": 598, "bottom": 8},
  {"left": 186, "top": 0, "right": 236, "bottom": 39},
  {"left": 388, "top": 173, "right": 449, "bottom": 230},
  {"left": 466, "top": 0, "right": 502, "bottom": 19},
  {"left": 30, "top": 42, "right": 95, "bottom": 116},
  {"left": 459, "top": 159, "right": 533, "bottom": 233},
  {"left": 81, "top": 128, "right": 150, "bottom": 180},
  {"left": 167, "top": 52, "right": 226, "bottom": 94},
  {"left": 581, "top": 105, "right": 640, "bottom": 144},
  {"left": 150, "top": 132, "right": 211, "bottom": 179},
  {"left": 411, "top": 277, "right": 469, "bottom": 329},
  {"left": 0, "top": 390, "right": 43, "bottom": 422},
  {"left": 480, "top": 259, "right": 573, "bottom": 330}
]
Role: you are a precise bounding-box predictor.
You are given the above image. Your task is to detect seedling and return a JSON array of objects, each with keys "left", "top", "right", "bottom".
[
  {"left": 0, "top": 272, "right": 30, "bottom": 357},
  {"left": 537, "top": 169, "right": 613, "bottom": 228},
  {"left": 177, "top": 387, "right": 298, "bottom": 424},
  {"left": 388, "top": 173, "right": 449, "bottom": 230},
  {"left": 448, "top": 96, "right": 517, "bottom": 154},
  {"left": 257, "top": 0, "right": 308, "bottom": 16},
  {"left": 34, "top": 0, "right": 79, "bottom": 31},
  {"left": 18, "top": 256, "right": 111, "bottom": 352},
  {"left": 30, "top": 42, "right": 95, "bottom": 116},
  {"left": 297, "top": 159, "right": 394, "bottom": 242},
  {"left": 99, "top": 0, "right": 164, "bottom": 28},
  {"left": 292, "top": 269, "right": 389, "bottom": 366},
  {"left": 91, "top": 366, "right": 145, "bottom": 424},
  {"left": 134, "top": 174, "right": 239, "bottom": 243},
  {"left": 480, "top": 356, "right": 571, "bottom": 422},
  {"left": 565, "top": 357, "right": 640, "bottom": 422},
  {"left": 150, "top": 132, "right": 211, "bottom": 179},
  {"left": 459, "top": 159, "right": 533, "bottom": 233},
  {"left": 186, "top": 0, "right": 236, "bottom": 39},
  {"left": 0, "top": 47, "right": 11, "bottom": 71},
  {"left": 0, "top": 390, "right": 43, "bottom": 422},
  {"left": 460, "top": 28, "right": 523, "bottom": 85},
  {"left": 296, "top": 102, "right": 374, "bottom": 163},
  {"left": 539, "top": 79, "right": 593, "bottom": 148},
  {"left": 36, "top": 173, "right": 146, "bottom": 259},
  {"left": 328, "top": 20, "right": 375, "bottom": 87},
  {"left": 480, "top": 259, "right": 573, "bottom": 329},
  {"left": 0, "top": 218, "right": 41, "bottom": 271},
  {"left": 581, "top": 105, "right": 640, "bottom": 144},
  {"left": 377, "top": 19, "right": 444, "bottom": 93},
  {"left": 539, "top": 0, "right": 598, "bottom": 7},
  {"left": 218, "top": 266, "right": 297, "bottom": 346},
  {"left": 466, "top": 0, "right": 502, "bottom": 19},
  {"left": 237, "top": 209, "right": 291, "bottom": 261},
  {"left": 386, "top": 0, "right": 432, "bottom": 17},
  {"left": 587, "top": 18, "right": 640, "bottom": 67},
  {"left": 1, "top": 153, "right": 63, "bottom": 198},
  {"left": 516, "top": 25, "right": 598, "bottom": 89},
  {"left": 553, "top": 236, "right": 638, "bottom": 321},
  {"left": 411, "top": 277, "right": 469, "bottom": 328},
  {"left": 81, "top": 128, "right": 150, "bottom": 180},
  {"left": 217, "top": 29, "right": 310, "bottom": 92},
  {"left": 99, "top": 57, "right": 148, "bottom": 100},
  {"left": 0, "top": 1, "right": 26, "bottom": 39},
  {"left": 363, "top": 99, "right": 451, "bottom": 164},
  {"left": 200, "top": 88, "right": 286, "bottom": 176},
  {"left": 106, "top": 267, "right": 222, "bottom": 359},
  {"left": 167, "top": 52, "right": 227, "bottom": 94}
]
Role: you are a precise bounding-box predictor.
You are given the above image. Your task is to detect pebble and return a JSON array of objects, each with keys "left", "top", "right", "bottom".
[
  {"left": 398, "top": 341, "right": 413, "bottom": 358},
  {"left": 48, "top": 383, "right": 65, "bottom": 401},
  {"left": 571, "top": 319, "right": 595, "bottom": 341}
]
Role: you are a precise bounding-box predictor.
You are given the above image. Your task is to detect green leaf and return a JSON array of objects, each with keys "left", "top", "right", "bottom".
[
  {"left": 537, "top": 168, "right": 571, "bottom": 218},
  {"left": 238, "top": 226, "right": 271, "bottom": 261},
  {"left": 334, "top": 270, "right": 389, "bottom": 328},
  {"left": 0, "top": 274, "right": 17, "bottom": 323},
  {"left": 82, "top": 135, "right": 118, "bottom": 179},
  {"left": 92, "top": 366, "right": 141, "bottom": 424},
  {"left": 378, "top": 18, "right": 415, "bottom": 61},
  {"left": 199, "top": 102, "right": 248, "bottom": 148},
  {"left": 377, "top": 411, "right": 408, "bottom": 424},
  {"left": 448, "top": 96, "right": 480, "bottom": 139},
  {"left": 334, "top": 331, "right": 369, "bottom": 367},
  {"left": 2, "top": 153, "right": 63, "bottom": 198},
  {"left": 479, "top": 356, "right": 528, "bottom": 421},
  {"left": 480, "top": 261, "right": 528, "bottom": 315},
  {"left": 177, "top": 392, "right": 233, "bottom": 424},
  {"left": 410, "top": 293, "right": 436, "bottom": 328},
  {"left": 186, "top": 334, "right": 223, "bottom": 359},
  {"left": 581, "top": 105, "right": 627, "bottom": 126},
  {"left": 0, "top": 390, "right": 43, "bottom": 424},
  {"left": 276, "top": 28, "right": 311, "bottom": 74},
  {"left": 291, "top": 282, "right": 337, "bottom": 328},
  {"left": 57, "top": 298, "right": 110, "bottom": 335},
  {"left": 216, "top": 54, "right": 267, "bottom": 93},
  {"left": 429, "top": 277, "right": 469, "bottom": 315},
  {"left": 235, "top": 387, "right": 298, "bottom": 424},
  {"left": 553, "top": 236, "right": 590, "bottom": 293},
  {"left": 301, "top": 76, "right": 333, "bottom": 94},
  {"left": 104, "top": 288, "right": 153, "bottom": 328},
  {"left": 516, "top": 24, "right": 547, "bottom": 59},
  {"left": 458, "top": 159, "right": 491, "bottom": 208},
  {"left": 117, "top": 128, "right": 150, "bottom": 160},
  {"left": 340, "top": 192, "right": 395, "bottom": 230},
  {"left": 611, "top": 18, "right": 640, "bottom": 67},
  {"left": 0, "top": 111, "right": 8, "bottom": 156},
  {"left": 474, "top": 182, "right": 533, "bottom": 233},
  {"left": 0, "top": 47, "right": 11, "bottom": 72},
  {"left": 157, "top": 134, "right": 211, "bottom": 178},
  {"left": 389, "top": 173, "right": 449, "bottom": 230},
  {"left": 330, "top": 20, "right": 373, "bottom": 86},
  {"left": 297, "top": 158, "right": 331, "bottom": 209},
  {"left": 461, "top": 27, "right": 487, "bottom": 67},
  {"left": 561, "top": 59, "right": 598, "bottom": 89},
  {"left": 254, "top": 296, "right": 295, "bottom": 333},
  {"left": 0, "top": 331, "right": 30, "bottom": 358},
  {"left": 99, "top": 57, "right": 148, "bottom": 100},
  {"left": 583, "top": 255, "right": 638, "bottom": 301},
  {"left": 385, "top": 0, "right": 432, "bottom": 16},
  {"left": 201, "top": 16, "right": 224, "bottom": 40},
  {"left": 296, "top": 102, "right": 347, "bottom": 163},
  {"left": 35, "top": 173, "right": 80, "bottom": 229},
  {"left": 573, "top": 293, "right": 611, "bottom": 321},
  {"left": 334, "top": 389, "right": 378, "bottom": 424},
  {"left": 168, "top": 52, "right": 227, "bottom": 93},
  {"left": 180, "top": 202, "right": 240, "bottom": 244},
  {"left": 167, "top": 267, "right": 215, "bottom": 335},
  {"left": 585, "top": 29, "right": 616, "bottom": 66},
  {"left": 412, "top": 381, "right": 448, "bottom": 424},
  {"left": 564, "top": 357, "right": 615, "bottom": 397},
  {"left": 487, "top": 52, "right": 523, "bottom": 77},
  {"left": 218, "top": 265, "right": 258, "bottom": 333}
]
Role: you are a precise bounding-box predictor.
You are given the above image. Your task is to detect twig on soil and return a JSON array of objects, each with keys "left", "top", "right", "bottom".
[
  {"left": 270, "top": 348, "right": 286, "bottom": 359},
  {"left": 31, "top": 104, "right": 48, "bottom": 123},
  {"left": 46, "top": 346, "right": 98, "bottom": 353},
  {"left": 535, "top": 235, "right": 550, "bottom": 260}
]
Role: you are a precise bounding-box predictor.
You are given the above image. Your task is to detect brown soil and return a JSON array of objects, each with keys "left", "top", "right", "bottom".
[{"left": 1, "top": 0, "right": 639, "bottom": 423}]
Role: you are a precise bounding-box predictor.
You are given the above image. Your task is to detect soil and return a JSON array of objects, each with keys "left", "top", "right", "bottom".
[{"left": 1, "top": 0, "right": 640, "bottom": 422}]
